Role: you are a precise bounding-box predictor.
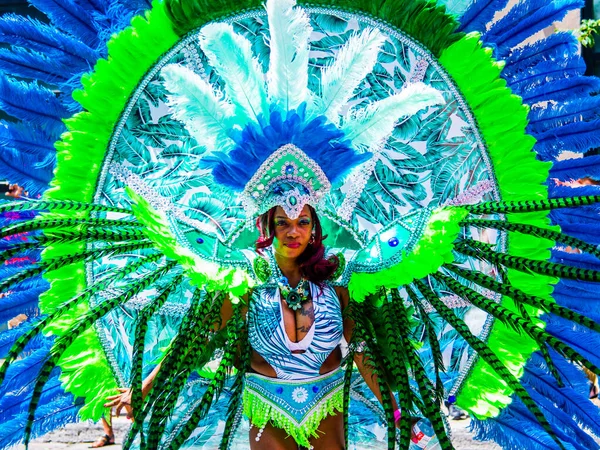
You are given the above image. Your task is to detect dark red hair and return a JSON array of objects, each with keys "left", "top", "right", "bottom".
[{"left": 256, "top": 205, "right": 338, "bottom": 283}]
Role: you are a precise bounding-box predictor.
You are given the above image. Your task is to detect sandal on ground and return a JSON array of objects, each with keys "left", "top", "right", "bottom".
[{"left": 90, "top": 434, "right": 115, "bottom": 448}]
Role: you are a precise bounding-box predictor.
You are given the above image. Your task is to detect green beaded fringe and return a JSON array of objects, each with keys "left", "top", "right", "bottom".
[{"left": 243, "top": 385, "right": 344, "bottom": 448}]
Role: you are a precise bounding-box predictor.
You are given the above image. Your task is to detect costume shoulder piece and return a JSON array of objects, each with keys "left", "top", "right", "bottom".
[{"left": 2, "top": 0, "right": 600, "bottom": 449}]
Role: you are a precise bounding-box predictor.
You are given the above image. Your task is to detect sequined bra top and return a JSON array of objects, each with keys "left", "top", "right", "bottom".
[{"left": 247, "top": 281, "right": 343, "bottom": 380}]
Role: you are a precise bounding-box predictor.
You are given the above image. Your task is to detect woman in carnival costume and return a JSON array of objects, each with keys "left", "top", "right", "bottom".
[{"left": 3, "top": 0, "right": 600, "bottom": 449}]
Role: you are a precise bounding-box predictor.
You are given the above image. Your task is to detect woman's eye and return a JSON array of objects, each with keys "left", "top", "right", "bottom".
[
  {"left": 275, "top": 221, "right": 287, "bottom": 227},
  {"left": 300, "top": 220, "right": 311, "bottom": 226}
]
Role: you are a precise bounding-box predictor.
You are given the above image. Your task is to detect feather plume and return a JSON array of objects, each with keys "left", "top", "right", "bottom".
[
  {"left": 28, "top": 0, "right": 99, "bottom": 46},
  {"left": 0, "top": 76, "right": 68, "bottom": 132},
  {"left": 0, "top": 121, "right": 58, "bottom": 156},
  {"left": 504, "top": 32, "right": 579, "bottom": 79},
  {"left": 265, "top": 0, "right": 312, "bottom": 111},
  {"left": 458, "top": 0, "right": 511, "bottom": 33},
  {"left": 161, "top": 64, "right": 236, "bottom": 153},
  {"left": 316, "top": 27, "right": 386, "bottom": 124},
  {"left": 0, "top": 14, "right": 98, "bottom": 63},
  {"left": 342, "top": 82, "right": 444, "bottom": 150},
  {"left": 534, "top": 119, "right": 600, "bottom": 158},
  {"left": 484, "top": 0, "right": 584, "bottom": 56},
  {"left": 522, "top": 76, "right": 600, "bottom": 104},
  {"left": 528, "top": 97, "right": 600, "bottom": 134},
  {"left": 199, "top": 23, "right": 268, "bottom": 125}
]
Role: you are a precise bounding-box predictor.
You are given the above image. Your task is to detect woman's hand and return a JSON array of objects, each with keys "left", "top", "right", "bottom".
[{"left": 104, "top": 388, "right": 133, "bottom": 418}]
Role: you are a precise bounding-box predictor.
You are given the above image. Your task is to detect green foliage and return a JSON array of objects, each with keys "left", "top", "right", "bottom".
[{"left": 579, "top": 19, "right": 600, "bottom": 48}]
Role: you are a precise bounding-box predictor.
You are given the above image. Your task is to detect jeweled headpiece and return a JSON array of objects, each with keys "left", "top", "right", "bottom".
[{"left": 162, "top": 0, "right": 444, "bottom": 219}]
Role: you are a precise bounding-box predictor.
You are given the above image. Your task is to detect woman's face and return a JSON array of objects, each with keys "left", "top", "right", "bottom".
[{"left": 272, "top": 204, "right": 313, "bottom": 261}]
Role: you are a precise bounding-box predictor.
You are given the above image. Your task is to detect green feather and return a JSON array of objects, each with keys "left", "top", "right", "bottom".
[
  {"left": 444, "top": 264, "right": 600, "bottom": 334},
  {"left": 0, "top": 217, "right": 143, "bottom": 240},
  {"left": 0, "top": 241, "right": 153, "bottom": 293}
]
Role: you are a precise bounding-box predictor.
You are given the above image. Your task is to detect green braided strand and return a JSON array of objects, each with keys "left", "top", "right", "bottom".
[
  {"left": 538, "top": 344, "right": 565, "bottom": 388},
  {"left": 0, "top": 241, "right": 153, "bottom": 293},
  {"left": 22, "top": 261, "right": 178, "bottom": 448},
  {"left": 465, "top": 195, "right": 600, "bottom": 215},
  {"left": 433, "top": 272, "right": 600, "bottom": 379},
  {"left": 219, "top": 314, "right": 251, "bottom": 450},
  {"left": 0, "top": 252, "right": 163, "bottom": 387},
  {"left": 141, "top": 294, "right": 227, "bottom": 450},
  {"left": 123, "top": 289, "right": 209, "bottom": 450},
  {"left": 406, "top": 287, "right": 445, "bottom": 405},
  {"left": 457, "top": 240, "right": 600, "bottom": 282},
  {"left": 463, "top": 219, "right": 600, "bottom": 259},
  {"left": 444, "top": 264, "right": 600, "bottom": 334},
  {"left": 0, "top": 229, "right": 147, "bottom": 263},
  {"left": 130, "top": 274, "right": 184, "bottom": 436},
  {"left": 390, "top": 289, "right": 453, "bottom": 450},
  {"left": 0, "top": 200, "right": 134, "bottom": 215},
  {"left": 167, "top": 305, "right": 243, "bottom": 450},
  {"left": 413, "top": 280, "right": 565, "bottom": 450},
  {"left": 0, "top": 217, "right": 143, "bottom": 240}
]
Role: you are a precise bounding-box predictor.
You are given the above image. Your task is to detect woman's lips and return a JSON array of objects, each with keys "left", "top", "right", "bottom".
[{"left": 285, "top": 242, "right": 301, "bottom": 248}]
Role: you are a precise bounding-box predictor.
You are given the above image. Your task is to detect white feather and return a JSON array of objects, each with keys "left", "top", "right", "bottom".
[
  {"left": 315, "top": 28, "right": 386, "bottom": 124},
  {"left": 200, "top": 23, "right": 268, "bottom": 125},
  {"left": 265, "top": 0, "right": 312, "bottom": 111},
  {"left": 161, "top": 64, "right": 235, "bottom": 152},
  {"left": 342, "top": 82, "right": 445, "bottom": 150}
]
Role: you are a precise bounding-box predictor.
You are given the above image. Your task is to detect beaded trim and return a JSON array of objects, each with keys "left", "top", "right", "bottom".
[{"left": 241, "top": 143, "right": 332, "bottom": 219}]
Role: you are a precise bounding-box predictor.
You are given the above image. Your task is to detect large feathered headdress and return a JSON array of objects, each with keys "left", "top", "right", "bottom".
[{"left": 162, "top": 0, "right": 443, "bottom": 219}]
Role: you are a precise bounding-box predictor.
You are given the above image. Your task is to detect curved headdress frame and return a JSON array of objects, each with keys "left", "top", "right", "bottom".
[{"left": 41, "top": 0, "right": 555, "bottom": 423}]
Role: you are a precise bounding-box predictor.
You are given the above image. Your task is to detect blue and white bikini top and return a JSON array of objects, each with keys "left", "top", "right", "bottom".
[{"left": 247, "top": 281, "right": 343, "bottom": 380}]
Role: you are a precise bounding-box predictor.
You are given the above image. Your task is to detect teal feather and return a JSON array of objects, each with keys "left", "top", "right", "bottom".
[
  {"left": 199, "top": 23, "right": 269, "bottom": 125},
  {"left": 315, "top": 27, "right": 386, "bottom": 124},
  {"left": 342, "top": 82, "right": 444, "bottom": 151},
  {"left": 266, "top": 0, "right": 312, "bottom": 111},
  {"left": 161, "top": 63, "right": 235, "bottom": 153}
]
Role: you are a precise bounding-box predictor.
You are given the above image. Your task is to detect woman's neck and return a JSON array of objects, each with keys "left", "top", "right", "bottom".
[{"left": 274, "top": 252, "right": 302, "bottom": 287}]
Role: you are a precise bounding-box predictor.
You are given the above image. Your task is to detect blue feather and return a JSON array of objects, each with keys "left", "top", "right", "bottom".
[
  {"left": 0, "top": 146, "right": 54, "bottom": 184},
  {"left": 522, "top": 388, "right": 597, "bottom": 450},
  {"left": 0, "top": 290, "right": 45, "bottom": 328},
  {"left": 552, "top": 280, "right": 600, "bottom": 321},
  {"left": 507, "top": 60, "right": 586, "bottom": 99},
  {"left": 551, "top": 248, "right": 600, "bottom": 270},
  {"left": 504, "top": 33, "right": 579, "bottom": 78},
  {"left": 527, "top": 97, "right": 600, "bottom": 135},
  {"left": 458, "top": 0, "right": 511, "bottom": 33},
  {"left": 0, "top": 47, "right": 74, "bottom": 85},
  {"left": 529, "top": 350, "right": 590, "bottom": 395},
  {"left": 28, "top": 0, "right": 100, "bottom": 46},
  {"left": 533, "top": 119, "right": 600, "bottom": 159},
  {"left": 0, "top": 76, "right": 68, "bottom": 132},
  {"left": 205, "top": 104, "right": 370, "bottom": 190},
  {"left": 0, "top": 120, "right": 59, "bottom": 156},
  {"left": 469, "top": 402, "right": 576, "bottom": 450},
  {"left": 550, "top": 154, "right": 600, "bottom": 181},
  {"left": 521, "top": 76, "right": 600, "bottom": 104},
  {"left": 0, "top": 14, "right": 99, "bottom": 63},
  {"left": 545, "top": 314, "right": 600, "bottom": 369},
  {"left": 524, "top": 354, "right": 600, "bottom": 439},
  {"left": 483, "top": 0, "right": 584, "bottom": 57}
]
